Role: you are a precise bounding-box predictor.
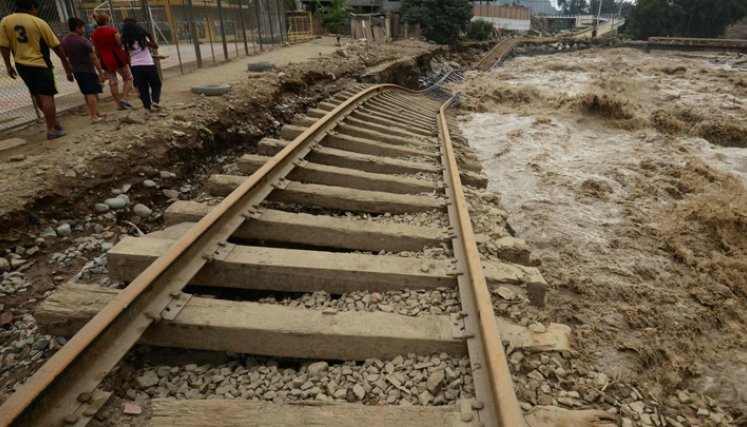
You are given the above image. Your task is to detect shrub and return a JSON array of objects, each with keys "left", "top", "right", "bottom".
[
  {"left": 314, "top": 0, "right": 350, "bottom": 34},
  {"left": 401, "top": 0, "right": 473, "bottom": 45},
  {"left": 466, "top": 19, "right": 494, "bottom": 41}
]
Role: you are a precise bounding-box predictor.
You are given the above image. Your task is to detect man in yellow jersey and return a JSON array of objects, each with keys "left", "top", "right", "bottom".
[{"left": 0, "top": 0, "right": 75, "bottom": 140}]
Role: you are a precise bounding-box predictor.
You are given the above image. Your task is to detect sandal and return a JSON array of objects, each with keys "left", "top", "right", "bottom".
[
  {"left": 47, "top": 129, "right": 66, "bottom": 140},
  {"left": 54, "top": 123, "right": 63, "bottom": 131},
  {"left": 92, "top": 117, "right": 105, "bottom": 124}
]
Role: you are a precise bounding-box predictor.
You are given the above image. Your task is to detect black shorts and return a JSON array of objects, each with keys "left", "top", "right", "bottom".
[
  {"left": 16, "top": 63, "right": 57, "bottom": 96},
  {"left": 73, "top": 72, "right": 103, "bottom": 95}
]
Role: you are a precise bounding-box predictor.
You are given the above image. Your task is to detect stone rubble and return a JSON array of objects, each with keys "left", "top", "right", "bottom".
[
  {"left": 509, "top": 348, "right": 736, "bottom": 427},
  {"left": 127, "top": 353, "right": 473, "bottom": 406},
  {"left": 256, "top": 288, "right": 461, "bottom": 317},
  {"left": 0, "top": 312, "right": 61, "bottom": 392},
  {"left": 260, "top": 200, "right": 450, "bottom": 229}
]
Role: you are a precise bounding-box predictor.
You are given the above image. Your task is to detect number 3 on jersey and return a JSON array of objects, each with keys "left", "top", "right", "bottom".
[{"left": 14, "top": 25, "right": 29, "bottom": 43}]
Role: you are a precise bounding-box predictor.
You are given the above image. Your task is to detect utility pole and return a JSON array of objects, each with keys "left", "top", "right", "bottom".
[
  {"left": 592, "top": 0, "right": 603, "bottom": 37},
  {"left": 616, "top": 0, "right": 623, "bottom": 35}
]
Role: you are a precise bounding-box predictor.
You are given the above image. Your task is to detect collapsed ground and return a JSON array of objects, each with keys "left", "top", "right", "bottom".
[
  {"left": 0, "top": 37, "right": 458, "bottom": 400},
  {"left": 1, "top": 39, "right": 746, "bottom": 427},
  {"left": 458, "top": 47, "right": 747, "bottom": 424}
]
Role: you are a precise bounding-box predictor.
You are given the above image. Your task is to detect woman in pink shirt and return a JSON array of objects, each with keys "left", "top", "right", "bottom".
[{"left": 121, "top": 18, "right": 162, "bottom": 112}]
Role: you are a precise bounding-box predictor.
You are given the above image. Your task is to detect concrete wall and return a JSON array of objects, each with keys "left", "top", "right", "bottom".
[
  {"left": 473, "top": 4, "right": 530, "bottom": 20},
  {"left": 345, "top": 0, "right": 401, "bottom": 12},
  {"left": 472, "top": 5, "right": 530, "bottom": 32},
  {"left": 474, "top": 16, "right": 530, "bottom": 32}
]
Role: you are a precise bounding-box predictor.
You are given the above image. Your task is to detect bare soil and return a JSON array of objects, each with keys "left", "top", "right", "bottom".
[
  {"left": 458, "top": 48, "right": 747, "bottom": 422},
  {"left": 0, "top": 37, "right": 440, "bottom": 233},
  {"left": 0, "top": 37, "right": 442, "bottom": 408}
]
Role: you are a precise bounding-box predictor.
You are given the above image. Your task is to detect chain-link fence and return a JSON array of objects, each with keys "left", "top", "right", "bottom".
[{"left": 1, "top": 0, "right": 288, "bottom": 131}]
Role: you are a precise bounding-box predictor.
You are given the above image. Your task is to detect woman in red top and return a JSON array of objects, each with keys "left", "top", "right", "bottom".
[{"left": 91, "top": 12, "right": 132, "bottom": 110}]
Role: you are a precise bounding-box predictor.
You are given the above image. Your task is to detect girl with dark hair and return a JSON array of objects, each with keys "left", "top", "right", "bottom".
[{"left": 121, "top": 19, "right": 162, "bottom": 112}]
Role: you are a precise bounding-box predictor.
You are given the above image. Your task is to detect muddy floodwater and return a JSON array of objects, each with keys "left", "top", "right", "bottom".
[{"left": 458, "top": 47, "right": 747, "bottom": 420}]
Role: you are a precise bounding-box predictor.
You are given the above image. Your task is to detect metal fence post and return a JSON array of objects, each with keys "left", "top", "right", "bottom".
[
  {"left": 165, "top": 0, "right": 184, "bottom": 74},
  {"left": 108, "top": 1, "right": 118, "bottom": 27},
  {"left": 30, "top": 95, "right": 42, "bottom": 120},
  {"left": 185, "top": 0, "right": 202, "bottom": 68},
  {"left": 253, "top": 0, "right": 264, "bottom": 51},
  {"left": 276, "top": 0, "right": 285, "bottom": 44},
  {"left": 203, "top": 0, "right": 217, "bottom": 64},
  {"left": 140, "top": 0, "right": 163, "bottom": 79},
  {"left": 264, "top": 0, "right": 275, "bottom": 46},
  {"left": 237, "top": 0, "right": 249, "bottom": 55},
  {"left": 232, "top": 10, "right": 239, "bottom": 57},
  {"left": 216, "top": 0, "right": 229, "bottom": 61}
]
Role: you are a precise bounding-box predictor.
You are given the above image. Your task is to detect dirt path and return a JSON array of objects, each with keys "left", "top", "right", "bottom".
[
  {"left": 2, "top": 37, "right": 341, "bottom": 146},
  {"left": 0, "top": 37, "right": 447, "bottom": 408},
  {"left": 458, "top": 48, "right": 747, "bottom": 424},
  {"left": 0, "top": 37, "right": 439, "bottom": 231}
]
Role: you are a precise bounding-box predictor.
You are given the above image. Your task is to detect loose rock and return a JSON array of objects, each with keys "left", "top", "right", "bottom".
[
  {"left": 133, "top": 204, "right": 153, "bottom": 218},
  {"left": 427, "top": 370, "right": 445, "bottom": 395},
  {"left": 137, "top": 371, "right": 159, "bottom": 388},
  {"left": 55, "top": 223, "right": 72, "bottom": 236},
  {"left": 122, "top": 402, "right": 142, "bottom": 415},
  {"left": 163, "top": 189, "right": 179, "bottom": 199},
  {"left": 307, "top": 361, "right": 328, "bottom": 377},
  {"left": 105, "top": 197, "right": 127, "bottom": 210},
  {"left": 352, "top": 384, "right": 365, "bottom": 401}
]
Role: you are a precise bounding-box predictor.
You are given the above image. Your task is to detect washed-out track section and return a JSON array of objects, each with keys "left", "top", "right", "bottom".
[
  {"left": 475, "top": 39, "right": 521, "bottom": 72},
  {"left": 647, "top": 36, "right": 747, "bottom": 52},
  {"left": 0, "top": 84, "right": 548, "bottom": 426}
]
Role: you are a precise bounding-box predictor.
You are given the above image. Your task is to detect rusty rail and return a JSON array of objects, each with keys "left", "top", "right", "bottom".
[
  {"left": 475, "top": 38, "right": 521, "bottom": 72},
  {"left": 0, "top": 84, "right": 402, "bottom": 427},
  {"left": 437, "top": 99, "right": 524, "bottom": 427},
  {"left": 0, "top": 82, "right": 524, "bottom": 426},
  {"left": 648, "top": 37, "right": 747, "bottom": 48}
]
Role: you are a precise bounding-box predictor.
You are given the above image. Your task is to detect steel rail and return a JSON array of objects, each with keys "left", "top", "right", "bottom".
[
  {"left": 648, "top": 36, "right": 747, "bottom": 48},
  {"left": 475, "top": 39, "right": 521, "bottom": 72},
  {"left": 437, "top": 98, "right": 524, "bottom": 427},
  {"left": 0, "top": 83, "right": 405, "bottom": 427}
]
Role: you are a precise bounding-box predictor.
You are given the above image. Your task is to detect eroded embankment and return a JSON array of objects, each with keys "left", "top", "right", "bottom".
[
  {"left": 0, "top": 43, "right": 470, "bottom": 406},
  {"left": 0, "top": 40, "right": 442, "bottom": 236}
]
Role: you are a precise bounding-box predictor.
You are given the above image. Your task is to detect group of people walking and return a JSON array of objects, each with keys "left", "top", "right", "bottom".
[{"left": 0, "top": 0, "right": 164, "bottom": 140}]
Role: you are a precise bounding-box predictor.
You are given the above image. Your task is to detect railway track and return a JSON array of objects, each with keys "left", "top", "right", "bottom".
[
  {"left": 0, "top": 62, "right": 556, "bottom": 425},
  {"left": 475, "top": 39, "right": 521, "bottom": 72},
  {"left": 647, "top": 36, "right": 747, "bottom": 52}
]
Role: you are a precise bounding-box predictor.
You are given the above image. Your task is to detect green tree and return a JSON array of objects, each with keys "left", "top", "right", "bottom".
[
  {"left": 627, "top": 0, "right": 747, "bottom": 39},
  {"left": 466, "top": 19, "right": 494, "bottom": 41},
  {"left": 626, "top": 0, "right": 678, "bottom": 38},
  {"left": 401, "top": 0, "right": 473, "bottom": 44},
  {"left": 314, "top": 0, "right": 350, "bottom": 34},
  {"left": 676, "top": 0, "right": 747, "bottom": 38}
]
